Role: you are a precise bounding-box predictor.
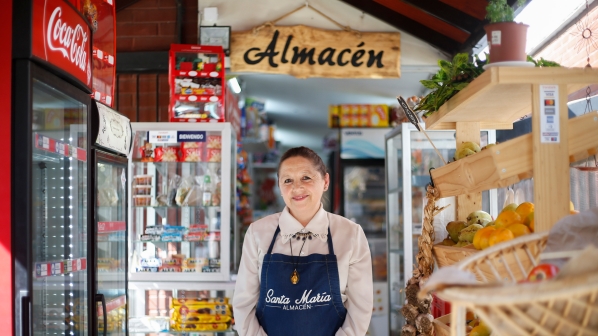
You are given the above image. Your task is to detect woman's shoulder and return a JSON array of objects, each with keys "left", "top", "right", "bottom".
[
  {"left": 248, "top": 212, "right": 282, "bottom": 236},
  {"left": 327, "top": 212, "right": 364, "bottom": 233}
]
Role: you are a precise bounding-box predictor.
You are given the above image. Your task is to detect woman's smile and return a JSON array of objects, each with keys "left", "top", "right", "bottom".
[{"left": 292, "top": 194, "right": 308, "bottom": 201}]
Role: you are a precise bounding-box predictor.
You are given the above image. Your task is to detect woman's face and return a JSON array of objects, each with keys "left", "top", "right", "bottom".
[{"left": 279, "top": 156, "right": 329, "bottom": 218}]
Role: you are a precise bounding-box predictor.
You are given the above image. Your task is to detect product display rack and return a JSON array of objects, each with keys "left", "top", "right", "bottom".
[
  {"left": 127, "top": 123, "right": 236, "bottom": 335},
  {"left": 384, "top": 124, "right": 497, "bottom": 335},
  {"left": 421, "top": 66, "right": 598, "bottom": 335},
  {"left": 169, "top": 44, "right": 226, "bottom": 123}
]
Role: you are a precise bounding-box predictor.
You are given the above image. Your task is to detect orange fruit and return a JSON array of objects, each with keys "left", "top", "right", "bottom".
[
  {"left": 488, "top": 227, "right": 515, "bottom": 247},
  {"left": 506, "top": 223, "right": 531, "bottom": 237},
  {"left": 515, "top": 202, "right": 534, "bottom": 224},
  {"left": 494, "top": 210, "right": 521, "bottom": 228},
  {"left": 473, "top": 226, "right": 496, "bottom": 250}
]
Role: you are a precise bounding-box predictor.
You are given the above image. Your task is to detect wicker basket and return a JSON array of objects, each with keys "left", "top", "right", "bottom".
[
  {"left": 436, "top": 231, "right": 598, "bottom": 335},
  {"left": 433, "top": 313, "right": 451, "bottom": 336},
  {"left": 432, "top": 244, "right": 477, "bottom": 268}
]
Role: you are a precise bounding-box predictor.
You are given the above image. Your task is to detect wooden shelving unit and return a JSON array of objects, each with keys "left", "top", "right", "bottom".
[{"left": 423, "top": 66, "right": 598, "bottom": 232}]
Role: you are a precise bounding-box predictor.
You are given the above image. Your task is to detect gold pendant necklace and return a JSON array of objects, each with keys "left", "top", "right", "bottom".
[
  {"left": 290, "top": 269, "right": 299, "bottom": 284},
  {"left": 289, "top": 231, "right": 310, "bottom": 285}
]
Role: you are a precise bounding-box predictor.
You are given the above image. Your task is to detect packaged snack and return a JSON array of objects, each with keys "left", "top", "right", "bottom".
[
  {"left": 159, "top": 265, "right": 181, "bottom": 272},
  {"left": 206, "top": 149, "right": 221, "bottom": 162},
  {"left": 154, "top": 146, "right": 179, "bottom": 162},
  {"left": 133, "top": 195, "right": 152, "bottom": 206},
  {"left": 368, "top": 105, "right": 389, "bottom": 127},
  {"left": 202, "top": 266, "right": 220, "bottom": 273},
  {"left": 133, "top": 175, "right": 153, "bottom": 186},
  {"left": 359, "top": 105, "right": 370, "bottom": 126},
  {"left": 171, "top": 323, "right": 229, "bottom": 331},
  {"left": 175, "top": 177, "right": 193, "bottom": 206},
  {"left": 181, "top": 142, "right": 204, "bottom": 149},
  {"left": 182, "top": 266, "right": 198, "bottom": 273},
  {"left": 340, "top": 105, "right": 351, "bottom": 127},
  {"left": 161, "top": 232, "right": 183, "bottom": 242},
  {"left": 171, "top": 302, "right": 231, "bottom": 316},
  {"left": 350, "top": 105, "right": 360, "bottom": 127},
  {"left": 211, "top": 181, "right": 221, "bottom": 207},
  {"left": 145, "top": 225, "right": 164, "bottom": 235},
  {"left": 171, "top": 298, "right": 229, "bottom": 306},
  {"left": 140, "top": 258, "right": 162, "bottom": 268},
  {"left": 206, "top": 232, "right": 221, "bottom": 241},
  {"left": 208, "top": 258, "right": 221, "bottom": 268},
  {"left": 180, "top": 147, "right": 203, "bottom": 162},
  {"left": 139, "top": 142, "right": 154, "bottom": 162},
  {"left": 172, "top": 313, "right": 231, "bottom": 324},
  {"left": 162, "top": 225, "right": 187, "bottom": 234},
  {"left": 133, "top": 186, "right": 152, "bottom": 195},
  {"left": 162, "top": 258, "right": 182, "bottom": 266},
  {"left": 97, "top": 187, "right": 118, "bottom": 206},
  {"left": 182, "top": 258, "right": 208, "bottom": 268},
  {"left": 206, "top": 135, "right": 221, "bottom": 149},
  {"left": 140, "top": 234, "right": 160, "bottom": 241},
  {"left": 156, "top": 174, "right": 181, "bottom": 206},
  {"left": 188, "top": 224, "right": 208, "bottom": 233},
  {"left": 181, "top": 176, "right": 206, "bottom": 206},
  {"left": 137, "top": 267, "right": 158, "bottom": 272},
  {"left": 185, "top": 232, "right": 208, "bottom": 241}
]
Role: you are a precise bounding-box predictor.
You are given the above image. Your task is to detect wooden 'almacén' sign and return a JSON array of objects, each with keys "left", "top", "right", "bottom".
[{"left": 230, "top": 25, "right": 401, "bottom": 79}]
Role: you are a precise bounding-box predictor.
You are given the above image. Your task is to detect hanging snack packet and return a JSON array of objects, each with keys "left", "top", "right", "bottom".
[
  {"left": 202, "top": 173, "right": 212, "bottom": 206},
  {"left": 175, "top": 177, "right": 194, "bottom": 206}
]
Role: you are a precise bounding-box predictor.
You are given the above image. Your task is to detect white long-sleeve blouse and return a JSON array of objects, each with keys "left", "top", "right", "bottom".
[{"left": 232, "top": 205, "right": 373, "bottom": 336}]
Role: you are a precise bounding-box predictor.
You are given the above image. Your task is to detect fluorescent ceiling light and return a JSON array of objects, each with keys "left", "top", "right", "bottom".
[{"left": 229, "top": 77, "right": 241, "bottom": 94}]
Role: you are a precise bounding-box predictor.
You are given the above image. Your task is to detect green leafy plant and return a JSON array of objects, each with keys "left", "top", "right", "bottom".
[
  {"left": 486, "top": 0, "right": 526, "bottom": 23},
  {"left": 527, "top": 55, "right": 561, "bottom": 67},
  {"left": 415, "top": 53, "right": 486, "bottom": 117}
]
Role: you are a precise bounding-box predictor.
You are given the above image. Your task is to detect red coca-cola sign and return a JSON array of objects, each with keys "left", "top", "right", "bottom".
[{"left": 32, "top": 0, "right": 92, "bottom": 88}]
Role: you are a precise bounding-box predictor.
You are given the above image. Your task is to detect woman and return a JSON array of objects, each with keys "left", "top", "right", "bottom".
[{"left": 233, "top": 146, "right": 373, "bottom": 336}]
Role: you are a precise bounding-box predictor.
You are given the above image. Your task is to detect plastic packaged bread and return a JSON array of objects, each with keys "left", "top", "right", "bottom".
[
  {"left": 171, "top": 312, "right": 232, "bottom": 324},
  {"left": 171, "top": 322, "right": 229, "bottom": 331},
  {"left": 171, "top": 301, "right": 231, "bottom": 316}
]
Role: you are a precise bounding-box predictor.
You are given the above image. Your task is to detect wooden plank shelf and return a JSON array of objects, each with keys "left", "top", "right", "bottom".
[
  {"left": 423, "top": 67, "right": 598, "bottom": 130},
  {"left": 430, "top": 111, "right": 598, "bottom": 198}
]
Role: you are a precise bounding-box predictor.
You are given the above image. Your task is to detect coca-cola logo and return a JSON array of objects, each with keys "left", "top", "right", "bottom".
[{"left": 46, "top": 6, "right": 91, "bottom": 84}]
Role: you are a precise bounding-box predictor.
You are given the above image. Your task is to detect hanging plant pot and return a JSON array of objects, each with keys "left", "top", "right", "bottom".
[{"left": 484, "top": 22, "right": 529, "bottom": 63}]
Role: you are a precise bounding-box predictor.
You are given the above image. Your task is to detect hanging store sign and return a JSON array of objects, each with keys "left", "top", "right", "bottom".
[
  {"left": 230, "top": 25, "right": 401, "bottom": 79},
  {"left": 32, "top": 0, "right": 92, "bottom": 88}
]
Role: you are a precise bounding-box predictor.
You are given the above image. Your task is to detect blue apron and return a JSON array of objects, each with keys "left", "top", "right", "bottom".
[{"left": 256, "top": 221, "right": 347, "bottom": 336}]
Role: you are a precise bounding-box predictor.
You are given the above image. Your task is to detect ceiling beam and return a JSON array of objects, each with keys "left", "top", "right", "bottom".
[
  {"left": 116, "top": 0, "right": 143, "bottom": 12},
  {"left": 400, "top": 0, "right": 482, "bottom": 34},
  {"left": 340, "top": 0, "right": 460, "bottom": 55}
]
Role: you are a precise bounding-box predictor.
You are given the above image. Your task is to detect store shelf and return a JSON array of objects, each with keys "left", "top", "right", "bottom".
[
  {"left": 98, "top": 272, "right": 125, "bottom": 283},
  {"left": 129, "top": 280, "right": 236, "bottom": 290},
  {"left": 172, "top": 69, "right": 223, "bottom": 78},
  {"left": 431, "top": 111, "right": 598, "bottom": 198},
  {"left": 423, "top": 67, "right": 598, "bottom": 130},
  {"left": 173, "top": 94, "right": 222, "bottom": 103}
]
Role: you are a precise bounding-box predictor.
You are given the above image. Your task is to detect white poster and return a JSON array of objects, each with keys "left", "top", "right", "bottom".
[
  {"left": 340, "top": 128, "right": 391, "bottom": 159},
  {"left": 539, "top": 85, "right": 560, "bottom": 143}
]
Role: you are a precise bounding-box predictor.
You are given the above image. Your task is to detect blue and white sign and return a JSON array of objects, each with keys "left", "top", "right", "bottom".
[
  {"left": 148, "top": 131, "right": 207, "bottom": 143},
  {"left": 340, "top": 128, "right": 391, "bottom": 159},
  {"left": 177, "top": 131, "right": 206, "bottom": 142}
]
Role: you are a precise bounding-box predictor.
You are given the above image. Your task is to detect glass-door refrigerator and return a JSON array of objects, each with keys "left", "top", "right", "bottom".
[
  {"left": 332, "top": 128, "right": 391, "bottom": 336},
  {"left": 384, "top": 123, "right": 497, "bottom": 335},
  {"left": 90, "top": 101, "right": 132, "bottom": 335},
  {"left": 12, "top": 0, "right": 95, "bottom": 334}
]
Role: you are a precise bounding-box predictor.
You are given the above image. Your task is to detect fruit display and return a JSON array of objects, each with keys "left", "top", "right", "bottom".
[
  {"left": 454, "top": 141, "right": 480, "bottom": 160},
  {"left": 439, "top": 211, "right": 492, "bottom": 248}
]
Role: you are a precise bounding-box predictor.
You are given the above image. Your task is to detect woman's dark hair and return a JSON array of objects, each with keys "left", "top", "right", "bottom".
[{"left": 277, "top": 146, "right": 327, "bottom": 178}]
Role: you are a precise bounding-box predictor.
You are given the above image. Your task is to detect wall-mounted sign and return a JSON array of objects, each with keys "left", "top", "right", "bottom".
[
  {"left": 231, "top": 25, "right": 401, "bottom": 79},
  {"left": 32, "top": 0, "right": 92, "bottom": 88},
  {"left": 95, "top": 101, "right": 132, "bottom": 156}
]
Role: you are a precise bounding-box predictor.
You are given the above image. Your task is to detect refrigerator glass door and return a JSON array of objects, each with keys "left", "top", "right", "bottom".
[
  {"left": 31, "top": 79, "right": 89, "bottom": 335},
  {"left": 96, "top": 151, "right": 128, "bottom": 335}
]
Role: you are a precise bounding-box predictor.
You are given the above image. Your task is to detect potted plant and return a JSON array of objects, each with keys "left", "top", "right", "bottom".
[{"left": 484, "top": 0, "right": 528, "bottom": 63}]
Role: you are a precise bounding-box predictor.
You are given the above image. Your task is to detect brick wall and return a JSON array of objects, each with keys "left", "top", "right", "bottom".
[
  {"left": 116, "top": 0, "right": 198, "bottom": 52},
  {"left": 115, "top": 0, "right": 199, "bottom": 121},
  {"left": 534, "top": 5, "right": 598, "bottom": 101},
  {"left": 115, "top": 73, "right": 171, "bottom": 122}
]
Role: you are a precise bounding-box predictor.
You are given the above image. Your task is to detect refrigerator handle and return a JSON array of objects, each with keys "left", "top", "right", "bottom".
[
  {"left": 21, "top": 295, "right": 31, "bottom": 336},
  {"left": 96, "top": 293, "right": 107, "bottom": 336}
]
